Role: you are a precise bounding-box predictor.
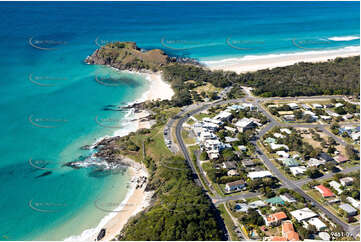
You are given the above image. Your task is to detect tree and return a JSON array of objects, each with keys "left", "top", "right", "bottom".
[{"left": 346, "top": 145, "right": 359, "bottom": 160}]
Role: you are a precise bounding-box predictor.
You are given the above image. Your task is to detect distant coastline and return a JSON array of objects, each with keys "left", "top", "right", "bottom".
[{"left": 203, "top": 45, "right": 360, "bottom": 73}]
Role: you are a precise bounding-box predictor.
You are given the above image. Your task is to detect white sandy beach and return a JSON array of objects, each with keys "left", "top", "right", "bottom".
[
  {"left": 205, "top": 46, "right": 360, "bottom": 73},
  {"left": 85, "top": 72, "right": 171, "bottom": 241},
  {"left": 142, "top": 72, "right": 174, "bottom": 101},
  {"left": 95, "top": 160, "right": 153, "bottom": 241}
]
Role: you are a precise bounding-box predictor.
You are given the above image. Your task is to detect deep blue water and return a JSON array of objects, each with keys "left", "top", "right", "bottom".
[{"left": 0, "top": 2, "right": 359, "bottom": 240}]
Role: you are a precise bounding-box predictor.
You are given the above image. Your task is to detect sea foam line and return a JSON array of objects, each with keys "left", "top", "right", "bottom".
[{"left": 201, "top": 45, "right": 360, "bottom": 67}]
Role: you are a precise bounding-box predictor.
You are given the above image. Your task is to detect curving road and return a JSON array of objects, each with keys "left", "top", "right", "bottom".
[{"left": 172, "top": 93, "right": 360, "bottom": 238}]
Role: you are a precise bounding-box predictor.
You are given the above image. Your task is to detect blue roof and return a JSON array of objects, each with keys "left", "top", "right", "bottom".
[{"left": 266, "top": 196, "right": 285, "bottom": 205}]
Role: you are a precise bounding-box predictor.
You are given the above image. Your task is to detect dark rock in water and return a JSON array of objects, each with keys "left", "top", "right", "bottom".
[
  {"left": 63, "top": 161, "right": 82, "bottom": 169},
  {"left": 96, "top": 228, "right": 106, "bottom": 241},
  {"left": 80, "top": 145, "right": 92, "bottom": 150},
  {"left": 35, "top": 171, "right": 52, "bottom": 179}
]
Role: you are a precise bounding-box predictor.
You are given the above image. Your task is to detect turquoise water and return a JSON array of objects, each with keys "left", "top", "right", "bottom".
[{"left": 0, "top": 2, "right": 359, "bottom": 240}]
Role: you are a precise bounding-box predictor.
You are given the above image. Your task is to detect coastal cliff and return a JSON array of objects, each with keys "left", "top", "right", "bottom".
[
  {"left": 85, "top": 41, "right": 200, "bottom": 72},
  {"left": 85, "top": 42, "right": 169, "bottom": 71}
]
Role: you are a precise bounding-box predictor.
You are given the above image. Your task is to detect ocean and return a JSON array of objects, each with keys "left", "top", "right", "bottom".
[{"left": 0, "top": 2, "right": 359, "bottom": 240}]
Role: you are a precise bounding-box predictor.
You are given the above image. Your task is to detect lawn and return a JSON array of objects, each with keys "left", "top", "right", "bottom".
[{"left": 218, "top": 203, "right": 239, "bottom": 241}]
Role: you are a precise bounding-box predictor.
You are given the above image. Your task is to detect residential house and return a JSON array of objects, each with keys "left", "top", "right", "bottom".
[
  {"left": 283, "top": 115, "right": 295, "bottom": 121},
  {"left": 234, "top": 203, "right": 249, "bottom": 212},
  {"left": 335, "top": 103, "right": 344, "bottom": 108},
  {"left": 340, "top": 177, "right": 354, "bottom": 186},
  {"left": 288, "top": 103, "right": 299, "bottom": 110},
  {"left": 290, "top": 207, "right": 318, "bottom": 222},
  {"left": 281, "top": 158, "right": 299, "bottom": 167},
  {"left": 280, "top": 194, "right": 297, "bottom": 203},
  {"left": 213, "top": 110, "right": 232, "bottom": 121},
  {"left": 238, "top": 145, "right": 247, "bottom": 152},
  {"left": 339, "top": 203, "right": 357, "bottom": 217},
  {"left": 265, "top": 137, "right": 276, "bottom": 144},
  {"left": 319, "top": 153, "right": 334, "bottom": 162},
  {"left": 320, "top": 115, "right": 332, "bottom": 121},
  {"left": 290, "top": 166, "right": 307, "bottom": 176},
  {"left": 329, "top": 181, "right": 343, "bottom": 195},
  {"left": 235, "top": 118, "right": 257, "bottom": 132},
  {"left": 334, "top": 155, "right": 349, "bottom": 164},
  {"left": 346, "top": 197, "right": 360, "bottom": 209},
  {"left": 225, "top": 126, "right": 237, "bottom": 133},
  {"left": 222, "top": 161, "right": 237, "bottom": 169},
  {"left": 266, "top": 196, "right": 285, "bottom": 206},
  {"left": 270, "top": 143, "right": 289, "bottom": 151},
  {"left": 326, "top": 110, "right": 340, "bottom": 117},
  {"left": 248, "top": 170, "right": 273, "bottom": 180},
  {"left": 307, "top": 158, "right": 325, "bottom": 167},
  {"left": 225, "top": 137, "right": 239, "bottom": 143},
  {"left": 280, "top": 128, "right": 291, "bottom": 134},
  {"left": 312, "top": 103, "right": 323, "bottom": 109},
  {"left": 248, "top": 200, "right": 266, "bottom": 209},
  {"left": 301, "top": 104, "right": 312, "bottom": 110},
  {"left": 225, "top": 180, "right": 246, "bottom": 192},
  {"left": 274, "top": 133, "right": 285, "bottom": 139},
  {"left": 227, "top": 169, "right": 239, "bottom": 176},
  {"left": 265, "top": 211, "right": 288, "bottom": 226},
  {"left": 242, "top": 159, "right": 255, "bottom": 167},
  {"left": 277, "top": 151, "right": 289, "bottom": 158},
  {"left": 282, "top": 221, "right": 300, "bottom": 241},
  {"left": 307, "top": 218, "right": 327, "bottom": 231},
  {"left": 315, "top": 185, "right": 335, "bottom": 198}
]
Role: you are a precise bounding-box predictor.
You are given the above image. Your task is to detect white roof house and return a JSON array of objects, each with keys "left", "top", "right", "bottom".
[
  {"left": 290, "top": 207, "right": 318, "bottom": 222},
  {"left": 351, "top": 132, "right": 360, "bottom": 141},
  {"left": 274, "top": 133, "right": 285, "bottom": 138},
  {"left": 280, "top": 128, "right": 291, "bottom": 134},
  {"left": 319, "top": 232, "right": 331, "bottom": 241},
  {"left": 304, "top": 110, "right": 316, "bottom": 116},
  {"left": 270, "top": 143, "right": 289, "bottom": 151},
  {"left": 329, "top": 181, "right": 343, "bottom": 195},
  {"left": 307, "top": 158, "right": 326, "bottom": 167},
  {"left": 290, "top": 166, "right": 307, "bottom": 176},
  {"left": 238, "top": 145, "right": 247, "bottom": 151},
  {"left": 235, "top": 118, "right": 256, "bottom": 132},
  {"left": 248, "top": 200, "right": 266, "bottom": 208},
  {"left": 335, "top": 103, "right": 344, "bottom": 108},
  {"left": 225, "top": 126, "right": 237, "bottom": 133},
  {"left": 312, "top": 103, "right": 323, "bottom": 109},
  {"left": 346, "top": 197, "right": 360, "bottom": 209},
  {"left": 214, "top": 111, "right": 232, "bottom": 121},
  {"left": 326, "top": 110, "right": 340, "bottom": 117},
  {"left": 280, "top": 194, "right": 297, "bottom": 203},
  {"left": 320, "top": 115, "right": 332, "bottom": 120},
  {"left": 248, "top": 170, "right": 273, "bottom": 180},
  {"left": 339, "top": 203, "right": 357, "bottom": 216},
  {"left": 288, "top": 103, "right": 299, "bottom": 110},
  {"left": 276, "top": 151, "right": 289, "bottom": 158},
  {"left": 308, "top": 218, "right": 327, "bottom": 231},
  {"left": 301, "top": 104, "right": 312, "bottom": 110},
  {"left": 340, "top": 177, "right": 354, "bottom": 186},
  {"left": 225, "top": 137, "right": 239, "bottom": 143}
]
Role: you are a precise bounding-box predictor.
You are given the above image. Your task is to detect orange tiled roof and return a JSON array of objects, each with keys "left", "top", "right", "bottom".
[
  {"left": 286, "top": 231, "right": 300, "bottom": 241},
  {"left": 315, "top": 185, "right": 334, "bottom": 197},
  {"left": 282, "top": 221, "right": 294, "bottom": 234},
  {"left": 267, "top": 212, "right": 288, "bottom": 222},
  {"left": 271, "top": 236, "right": 287, "bottom": 241}
]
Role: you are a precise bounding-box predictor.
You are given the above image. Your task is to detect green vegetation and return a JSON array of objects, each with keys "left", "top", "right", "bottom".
[
  {"left": 239, "top": 56, "right": 360, "bottom": 97},
  {"left": 114, "top": 117, "right": 224, "bottom": 240}
]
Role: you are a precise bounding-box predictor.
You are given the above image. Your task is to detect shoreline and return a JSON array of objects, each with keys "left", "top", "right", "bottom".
[
  {"left": 65, "top": 70, "right": 171, "bottom": 241},
  {"left": 203, "top": 45, "right": 360, "bottom": 73}
]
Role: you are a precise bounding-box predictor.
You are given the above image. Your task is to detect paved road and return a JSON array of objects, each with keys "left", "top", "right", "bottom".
[{"left": 172, "top": 93, "right": 360, "bottom": 238}]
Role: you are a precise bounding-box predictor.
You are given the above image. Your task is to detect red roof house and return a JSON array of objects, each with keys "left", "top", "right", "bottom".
[{"left": 315, "top": 185, "right": 334, "bottom": 198}]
